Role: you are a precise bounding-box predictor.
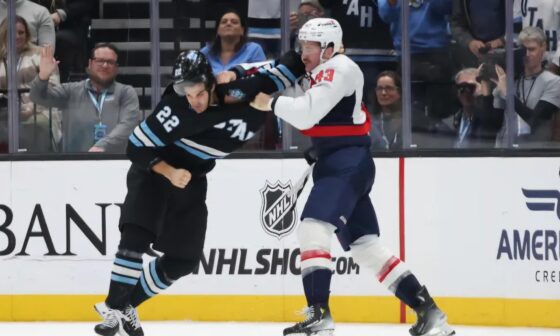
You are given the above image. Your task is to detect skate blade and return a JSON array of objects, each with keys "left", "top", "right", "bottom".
[
  {"left": 285, "top": 330, "right": 334, "bottom": 336},
  {"left": 424, "top": 325, "right": 455, "bottom": 336}
]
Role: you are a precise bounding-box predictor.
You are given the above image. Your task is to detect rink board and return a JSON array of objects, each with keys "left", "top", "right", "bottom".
[{"left": 0, "top": 158, "right": 559, "bottom": 327}]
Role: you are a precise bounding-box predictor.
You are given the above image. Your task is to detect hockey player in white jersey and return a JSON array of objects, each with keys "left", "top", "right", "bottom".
[{"left": 250, "top": 18, "right": 456, "bottom": 336}]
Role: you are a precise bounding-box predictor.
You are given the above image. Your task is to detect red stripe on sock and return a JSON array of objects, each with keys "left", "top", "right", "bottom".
[
  {"left": 300, "top": 250, "right": 331, "bottom": 261},
  {"left": 378, "top": 257, "right": 401, "bottom": 282}
]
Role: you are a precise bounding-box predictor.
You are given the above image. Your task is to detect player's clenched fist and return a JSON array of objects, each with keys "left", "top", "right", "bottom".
[
  {"left": 168, "top": 168, "right": 192, "bottom": 188},
  {"left": 216, "top": 71, "right": 237, "bottom": 84},
  {"left": 250, "top": 93, "right": 272, "bottom": 111}
]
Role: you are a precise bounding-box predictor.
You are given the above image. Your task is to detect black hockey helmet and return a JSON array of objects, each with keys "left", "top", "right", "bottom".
[{"left": 172, "top": 50, "right": 215, "bottom": 96}]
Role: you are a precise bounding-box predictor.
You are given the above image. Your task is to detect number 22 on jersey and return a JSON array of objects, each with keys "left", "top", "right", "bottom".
[{"left": 156, "top": 106, "right": 180, "bottom": 132}]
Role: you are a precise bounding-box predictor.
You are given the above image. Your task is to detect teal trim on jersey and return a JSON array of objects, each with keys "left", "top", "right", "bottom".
[
  {"left": 260, "top": 68, "right": 284, "bottom": 91},
  {"left": 173, "top": 141, "right": 221, "bottom": 160},
  {"left": 140, "top": 122, "right": 164, "bottom": 146},
  {"left": 128, "top": 133, "right": 143, "bottom": 147},
  {"left": 277, "top": 64, "right": 297, "bottom": 84}
]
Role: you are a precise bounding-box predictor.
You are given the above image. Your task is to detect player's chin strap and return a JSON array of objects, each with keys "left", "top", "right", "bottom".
[{"left": 287, "top": 147, "right": 317, "bottom": 212}]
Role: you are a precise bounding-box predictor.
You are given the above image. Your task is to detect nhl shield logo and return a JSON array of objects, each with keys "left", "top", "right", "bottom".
[{"left": 260, "top": 180, "right": 298, "bottom": 239}]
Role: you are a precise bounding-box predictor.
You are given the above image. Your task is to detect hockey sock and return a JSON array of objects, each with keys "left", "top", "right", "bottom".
[
  {"left": 105, "top": 250, "right": 143, "bottom": 309},
  {"left": 302, "top": 268, "right": 332, "bottom": 307},
  {"left": 129, "top": 257, "right": 173, "bottom": 307},
  {"left": 394, "top": 274, "right": 424, "bottom": 309}
]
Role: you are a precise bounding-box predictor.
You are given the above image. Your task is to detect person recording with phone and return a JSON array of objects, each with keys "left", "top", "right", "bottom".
[
  {"left": 492, "top": 26, "right": 560, "bottom": 148},
  {"left": 452, "top": 67, "right": 503, "bottom": 148}
]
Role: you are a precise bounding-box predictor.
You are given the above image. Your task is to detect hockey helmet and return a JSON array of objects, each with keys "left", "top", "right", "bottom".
[
  {"left": 298, "top": 18, "right": 343, "bottom": 59},
  {"left": 172, "top": 50, "right": 215, "bottom": 96}
]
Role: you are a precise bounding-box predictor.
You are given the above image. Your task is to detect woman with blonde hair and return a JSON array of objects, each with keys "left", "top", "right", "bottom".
[{"left": 0, "top": 15, "right": 61, "bottom": 152}]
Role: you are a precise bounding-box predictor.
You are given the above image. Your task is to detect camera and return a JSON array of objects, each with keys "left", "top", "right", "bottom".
[{"left": 477, "top": 46, "right": 526, "bottom": 82}]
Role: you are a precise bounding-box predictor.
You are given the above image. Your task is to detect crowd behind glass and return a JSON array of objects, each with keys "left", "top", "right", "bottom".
[{"left": 1, "top": 0, "right": 559, "bottom": 155}]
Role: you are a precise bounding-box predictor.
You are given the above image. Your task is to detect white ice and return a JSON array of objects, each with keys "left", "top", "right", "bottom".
[{"left": 0, "top": 321, "right": 558, "bottom": 336}]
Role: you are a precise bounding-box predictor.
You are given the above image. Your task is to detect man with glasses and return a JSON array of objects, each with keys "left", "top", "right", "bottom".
[{"left": 30, "top": 42, "right": 141, "bottom": 152}]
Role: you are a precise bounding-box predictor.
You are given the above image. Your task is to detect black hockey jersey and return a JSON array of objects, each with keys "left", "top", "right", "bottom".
[{"left": 128, "top": 94, "right": 265, "bottom": 176}]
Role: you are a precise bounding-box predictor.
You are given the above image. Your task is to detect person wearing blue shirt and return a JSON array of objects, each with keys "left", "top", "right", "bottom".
[
  {"left": 379, "top": 0, "right": 452, "bottom": 54},
  {"left": 200, "top": 9, "right": 266, "bottom": 74}
]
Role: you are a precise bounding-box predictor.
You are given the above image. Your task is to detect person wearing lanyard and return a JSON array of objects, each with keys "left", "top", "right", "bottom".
[
  {"left": 30, "top": 42, "right": 141, "bottom": 152},
  {"left": 87, "top": 81, "right": 109, "bottom": 151},
  {"left": 492, "top": 26, "right": 560, "bottom": 147}
]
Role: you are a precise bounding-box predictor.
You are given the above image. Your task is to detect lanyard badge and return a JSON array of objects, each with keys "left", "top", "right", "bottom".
[{"left": 88, "top": 83, "right": 109, "bottom": 142}]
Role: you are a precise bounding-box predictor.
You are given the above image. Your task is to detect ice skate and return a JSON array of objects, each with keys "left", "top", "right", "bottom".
[
  {"left": 283, "top": 304, "right": 335, "bottom": 336},
  {"left": 93, "top": 302, "right": 120, "bottom": 336},
  {"left": 94, "top": 302, "right": 144, "bottom": 336},
  {"left": 409, "top": 287, "right": 456, "bottom": 336},
  {"left": 117, "top": 305, "right": 144, "bottom": 336}
]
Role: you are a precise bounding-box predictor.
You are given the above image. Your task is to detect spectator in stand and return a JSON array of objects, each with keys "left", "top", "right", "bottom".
[
  {"left": 452, "top": 67, "right": 503, "bottom": 148},
  {"left": 370, "top": 71, "right": 402, "bottom": 150},
  {"left": 0, "top": 16, "right": 61, "bottom": 153},
  {"left": 30, "top": 0, "right": 66, "bottom": 30},
  {"left": 289, "top": 0, "right": 325, "bottom": 48},
  {"left": 202, "top": 9, "right": 275, "bottom": 149},
  {"left": 514, "top": 0, "right": 560, "bottom": 75},
  {"left": 322, "top": 0, "right": 396, "bottom": 106},
  {"left": 201, "top": 9, "right": 266, "bottom": 74},
  {"left": 0, "top": 0, "right": 55, "bottom": 49},
  {"left": 493, "top": 26, "right": 560, "bottom": 148},
  {"left": 30, "top": 43, "right": 141, "bottom": 153},
  {"left": 56, "top": 0, "right": 95, "bottom": 82},
  {"left": 379, "top": 0, "right": 456, "bottom": 147},
  {"left": 247, "top": 0, "right": 282, "bottom": 58},
  {"left": 32, "top": 0, "right": 94, "bottom": 82},
  {"left": 515, "top": 0, "right": 560, "bottom": 141},
  {"left": 450, "top": 0, "right": 506, "bottom": 69}
]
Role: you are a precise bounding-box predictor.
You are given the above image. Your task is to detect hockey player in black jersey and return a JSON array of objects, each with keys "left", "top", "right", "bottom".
[{"left": 92, "top": 49, "right": 304, "bottom": 336}]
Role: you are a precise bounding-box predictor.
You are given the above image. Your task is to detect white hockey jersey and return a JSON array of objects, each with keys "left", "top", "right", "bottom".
[{"left": 272, "top": 53, "right": 371, "bottom": 154}]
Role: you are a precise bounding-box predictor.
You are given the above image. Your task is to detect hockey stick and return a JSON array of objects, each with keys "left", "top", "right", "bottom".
[{"left": 287, "top": 162, "right": 315, "bottom": 212}]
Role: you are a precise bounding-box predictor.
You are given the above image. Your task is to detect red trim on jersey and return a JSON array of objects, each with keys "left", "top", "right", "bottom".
[
  {"left": 245, "top": 67, "right": 260, "bottom": 76},
  {"left": 300, "top": 250, "right": 332, "bottom": 261},
  {"left": 377, "top": 256, "right": 401, "bottom": 283},
  {"left": 300, "top": 104, "right": 371, "bottom": 137}
]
